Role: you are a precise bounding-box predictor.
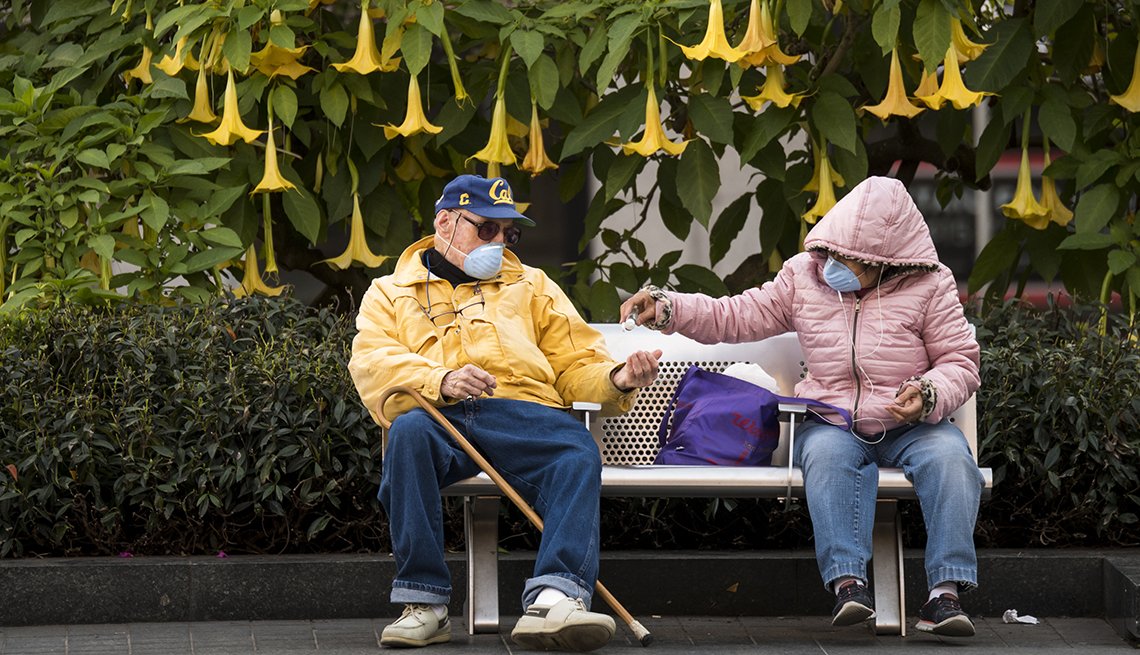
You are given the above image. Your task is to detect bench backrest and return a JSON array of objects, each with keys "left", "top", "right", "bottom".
[{"left": 590, "top": 323, "right": 978, "bottom": 466}]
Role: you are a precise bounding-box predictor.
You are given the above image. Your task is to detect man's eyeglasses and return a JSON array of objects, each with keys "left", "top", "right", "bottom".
[
  {"left": 421, "top": 282, "right": 485, "bottom": 327},
  {"left": 454, "top": 212, "right": 522, "bottom": 246}
]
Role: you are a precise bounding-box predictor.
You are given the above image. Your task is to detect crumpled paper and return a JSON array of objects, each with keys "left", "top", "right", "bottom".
[{"left": 1002, "top": 609, "right": 1039, "bottom": 625}]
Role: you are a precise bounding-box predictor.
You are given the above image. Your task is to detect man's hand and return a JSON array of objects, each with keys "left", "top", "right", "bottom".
[
  {"left": 887, "top": 384, "right": 923, "bottom": 423},
  {"left": 611, "top": 349, "right": 663, "bottom": 392},
  {"left": 441, "top": 365, "right": 497, "bottom": 400},
  {"left": 618, "top": 290, "right": 658, "bottom": 330}
]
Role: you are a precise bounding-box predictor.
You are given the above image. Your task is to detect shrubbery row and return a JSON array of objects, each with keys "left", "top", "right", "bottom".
[{"left": 0, "top": 298, "right": 1136, "bottom": 557}]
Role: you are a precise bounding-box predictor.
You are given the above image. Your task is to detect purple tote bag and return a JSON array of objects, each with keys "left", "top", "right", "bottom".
[{"left": 654, "top": 366, "right": 853, "bottom": 466}]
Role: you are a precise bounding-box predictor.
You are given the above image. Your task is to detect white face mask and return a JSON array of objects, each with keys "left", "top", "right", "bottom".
[{"left": 440, "top": 229, "right": 505, "bottom": 280}]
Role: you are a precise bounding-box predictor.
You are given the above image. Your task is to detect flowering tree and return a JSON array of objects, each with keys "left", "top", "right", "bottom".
[{"left": 0, "top": 0, "right": 1137, "bottom": 318}]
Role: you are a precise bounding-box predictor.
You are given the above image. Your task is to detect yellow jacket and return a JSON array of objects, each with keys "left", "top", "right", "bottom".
[{"left": 349, "top": 236, "right": 637, "bottom": 425}]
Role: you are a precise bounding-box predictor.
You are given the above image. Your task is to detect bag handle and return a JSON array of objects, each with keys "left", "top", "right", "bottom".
[{"left": 772, "top": 393, "right": 854, "bottom": 431}]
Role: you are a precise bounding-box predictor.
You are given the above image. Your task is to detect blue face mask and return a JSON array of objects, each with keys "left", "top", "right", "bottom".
[
  {"left": 460, "top": 243, "right": 504, "bottom": 279},
  {"left": 823, "top": 256, "right": 863, "bottom": 293}
]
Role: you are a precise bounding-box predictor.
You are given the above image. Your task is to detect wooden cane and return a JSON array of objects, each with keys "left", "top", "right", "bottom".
[{"left": 377, "top": 385, "right": 653, "bottom": 646}]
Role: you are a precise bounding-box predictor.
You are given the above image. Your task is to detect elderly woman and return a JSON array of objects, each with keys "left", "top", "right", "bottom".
[{"left": 621, "top": 176, "right": 984, "bottom": 637}]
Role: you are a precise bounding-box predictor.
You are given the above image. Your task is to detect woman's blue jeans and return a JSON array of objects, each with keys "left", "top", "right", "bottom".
[
  {"left": 793, "top": 419, "right": 985, "bottom": 592},
  {"left": 378, "top": 398, "right": 602, "bottom": 610}
]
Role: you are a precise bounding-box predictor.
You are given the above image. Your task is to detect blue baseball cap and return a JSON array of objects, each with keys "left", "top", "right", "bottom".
[{"left": 434, "top": 175, "right": 535, "bottom": 226}]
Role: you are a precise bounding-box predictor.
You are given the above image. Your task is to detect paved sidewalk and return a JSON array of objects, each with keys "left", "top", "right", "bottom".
[{"left": 0, "top": 615, "right": 1132, "bottom": 654}]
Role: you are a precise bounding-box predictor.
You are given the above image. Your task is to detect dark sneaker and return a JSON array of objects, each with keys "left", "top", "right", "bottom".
[
  {"left": 831, "top": 580, "right": 875, "bottom": 627},
  {"left": 380, "top": 604, "right": 451, "bottom": 648},
  {"left": 511, "top": 597, "right": 615, "bottom": 652},
  {"left": 916, "top": 594, "right": 975, "bottom": 637}
]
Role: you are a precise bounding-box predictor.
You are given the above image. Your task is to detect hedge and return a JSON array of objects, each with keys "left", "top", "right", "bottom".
[{"left": 0, "top": 297, "right": 1137, "bottom": 557}]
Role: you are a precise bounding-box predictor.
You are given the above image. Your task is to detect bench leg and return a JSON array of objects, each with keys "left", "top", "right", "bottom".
[
  {"left": 872, "top": 499, "right": 906, "bottom": 636},
  {"left": 464, "top": 495, "right": 500, "bottom": 635}
]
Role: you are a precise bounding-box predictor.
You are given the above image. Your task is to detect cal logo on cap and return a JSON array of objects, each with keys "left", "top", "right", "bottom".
[{"left": 489, "top": 179, "right": 513, "bottom": 205}]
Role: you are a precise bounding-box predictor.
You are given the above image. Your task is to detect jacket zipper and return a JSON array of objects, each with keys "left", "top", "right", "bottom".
[{"left": 849, "top": 296, "right": 862, "bottom": 422}]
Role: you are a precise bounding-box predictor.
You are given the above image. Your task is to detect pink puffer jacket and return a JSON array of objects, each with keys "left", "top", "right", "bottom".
[{"left": 663, "top": 176, "right": 980, "bottom": 433}]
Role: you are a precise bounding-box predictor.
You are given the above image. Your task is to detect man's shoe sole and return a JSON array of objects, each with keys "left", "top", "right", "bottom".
[
  {"left": 380, "top": 631, "right": 451, "bottom": 648},
  {"left": 831, "top": 602, "right": 875, "bottom": 627},
  {"left": 511, "top": 622, "right": 614, "bottom": 652},
  {"left": 916, "top": 615, "right": 975, "bottom": 637}
]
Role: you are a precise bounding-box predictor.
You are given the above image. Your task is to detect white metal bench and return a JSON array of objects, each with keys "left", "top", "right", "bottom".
[{"left": 441, "top": 324, "right": 993, "bottom": 636}]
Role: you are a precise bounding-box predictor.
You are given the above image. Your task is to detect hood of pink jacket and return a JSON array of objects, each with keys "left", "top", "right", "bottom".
[{"left": 804, "top": 176, "right": 940, "bottom": 271}]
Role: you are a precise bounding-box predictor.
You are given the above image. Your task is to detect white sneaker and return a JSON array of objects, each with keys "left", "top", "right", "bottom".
[
  {"left": 380, "top": 604, "right": 451, "bottom": 648},
  {"left": 510, "top": 597, "right": 615, "bottom": 652}
]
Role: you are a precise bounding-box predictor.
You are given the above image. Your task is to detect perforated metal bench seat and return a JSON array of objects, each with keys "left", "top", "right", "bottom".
[{"left": 439, "top": 325, "right": 993, "bottom": 637}]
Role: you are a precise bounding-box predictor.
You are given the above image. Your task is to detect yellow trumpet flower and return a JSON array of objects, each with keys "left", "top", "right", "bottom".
[
  {"left": 382, "top": 75, "right": 443, "bottom": 139},
  {"left": 308, "top": 0, "right": 335, "bottom": 13},
  {"left": 441, "top": 28, "right": 469, "bottom": 104},
  {"left": 803, "top": 151, "right": 839, "bottom": 223},
  {"left": 155, "top": 36, "right": 199, "bottom": 76},
  {"left": 1110, "top": 45, "right": 1140, "bottom": 112},
  {"left": 250, "top": 43, "right": 314, "bottom": 80},
  {"left": 252, "top": 116, "right": 296, "bottom": 194},
  {"left": 1040, "top": 147, "right": 1073, "bottom": 227},
  {"left": 915, "top": 46, "right": 989, "bottom": 110},
  {"left": 1000, "top": 148, "right": 1049, "bottom": 228},
  {"left": 394, "top": 135, "right": 450, "bottom": 181},
  {"left": 620, "top": 84, "right": 689, "bottom": 157},
  {"left": 803, "top": 140, "right": 845, "bottom": 192},
  {"left": 737, "top": 0, "right": 800, "bottom": 67},
  {"left": 742, "top": 65, "right": 804, "bottom": 110},
  {"left": 333, "top": 1, "right": 401, "bottom": 75},
  {"left": 321, "top": 194, "right": 388, "bottom": 270},
  {"left": 521, "top": 102, "right": 558, "bottom": 176},
  {"left": 468, "top": 92, "right": 518, "bottom": 167},
  {"left": 914, "top": 69, "right": 939, "bottom": 97},
  {"left": 180, "top": 64, "right": 217, "bottom": 123},
  {"left": 124, "top": 48, "right": 154, "bottom": 86},
  {"left": 863, "top": 49, "right": 925, "bottom": 121},
  {"left": 680, "top": 0, "right": 744, "bottom": 63},
  {"left": 233, "top": 244, "right": 286, "bottom": 297},
  {"left": 200, "top": 69, "right": 264, "bottom": 146},
  {"left": 951, "top": 19, "right": 988, "bottom": 63}
]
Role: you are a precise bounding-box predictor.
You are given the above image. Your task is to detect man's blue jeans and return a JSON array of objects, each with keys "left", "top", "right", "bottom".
[
  {"left": 793, "top": 419, "right": 985, "bottom": 592},
  {"left": 379, "top": 397, "right": 602, "bottom": 610}
]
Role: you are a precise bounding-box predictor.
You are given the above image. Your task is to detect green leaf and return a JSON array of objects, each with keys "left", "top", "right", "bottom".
[
  {"left": 452, "top": 0, "right": 514, "bottom": 25},
  {"left": 674, "top": 264, "right": 729, "bottom": 296},
  {"left": 401, "top": 23, "right": 432, "bottom": 75},
  {"left": 811, "top": 92, "right": 857, "bottom": 153},
  {"left": 595, "top": 20, "right": 637, "bottom": 94},
  {"left": 579, "top": 22, "right": 608, "bottom": 75},
  {"left": 142, "top": 191, "right": 170, "bottom": 232},
  {"left": 677, "top": 139, "right": 720, "bottom": 228},
  {"left": 77, "top": 149, "right": 110, "bottom": 169},
  {"left": 88, "top": 234, "right": 116, "bottom": 260},
  {"left": 184, "top": 246, "right": 243, "bottom": 273},
  {"left": 204, "top": 185, "right": 247, "bottom": 219},
  {"left": 283, "top": 186, "right": 321, "bottom": 244},
  {"left": 416, "top": 0, "right": 445, "bottom": 35},
  {"left": 1073, "top": 184, "right": 1120, "bottom": 234},
  {"left": 1057, "top": 232, "right": 1116, "bottom": 250},
  {"left": 166, "top": 158, "right": 232, "bottom": 176},
  {"left": 155, "top": 5, "right": 209, "bottom": 39},
  {"left": 739, "top": 105, "right": 795, "bottom": 163},
  {"left": 561, "top": 85, "right": 642, "bottom": 159},
  {"left": 200, "top": 226, "right": 244, "bottom": 248},
  {"left": 1034, "top": 0, "right": 1085, "bottom": 37},
  {"left": 1038, "top": 96, "right": 1076, "bottom": 153},
  {"left": 604, "top": 154, "right": 644, "bottom": 201},
  {"left": 511, "top": 30, "right": 545, "bottom": 68},
  {"left": 967, "top": 226, "right": 1020, "bottom": 294},
  {"left": 975, "top": 120, "right": 1010, "bottom": 182},
  {"left": 272, "top": 85, "right": 299, "bottom": 129},
  {"left": 871, "top": 2, "right": 901, "bottom": 55},
  {"left": 787, "top": 0, "right": 813, "bottom": 36},
  {"left": 1108, "top": 249, "right": 1137, "bottom": 275},
  {"left": 963, "top": 19, "right": 1035, "bottom": 92},
  {"left": 149, "top": 77, "right": 188, "bottom": 100},
  {"left": 528, "top": 54, "right": 559, "bottom": 110},
  {"left": 236, "top": 6, "right": 263, "bottom": 29},
  {"left": 1076, "top": 151, "right": 1124, "bottom": 189},
  {"left": 269, "top": 25, "right": 295, "bottom": 49},
  {"left": 223, "top": 28, "right": 253, "bottom": 74},
  {"left": 913, "top": 0, "right": 951, "bottom": 72},
  {"left": 321, "top": 83, "right": 349, "bottom": 127},
  {"left": 688, "top": 94, "right": 734, "bottom": 145},
  {"left": 710, "top": 193, "right": 753, "bottom": 265},
  {"left": 587, "top": 279, "right": 621, "bottom": 322}
]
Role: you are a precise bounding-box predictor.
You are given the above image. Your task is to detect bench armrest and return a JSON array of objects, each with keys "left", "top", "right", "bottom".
[{"left": 571, "top": 401, "right": 603, "bottom": 431}]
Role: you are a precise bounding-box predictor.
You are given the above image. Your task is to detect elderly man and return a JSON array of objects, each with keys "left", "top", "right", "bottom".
[{"left": 349, "top": 174, "right": 661, "bottom": 651}]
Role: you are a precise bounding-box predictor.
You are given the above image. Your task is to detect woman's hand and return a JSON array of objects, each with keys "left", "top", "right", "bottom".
[
  {"left": 618, "top": 290, "right": 659, "bottom": 329},
  {"left": 887, "top": 385, "right": 923, "bottom": 423}
]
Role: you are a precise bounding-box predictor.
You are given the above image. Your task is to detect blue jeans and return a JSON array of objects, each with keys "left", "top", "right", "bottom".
[
  {"left": 378, "top": 398, "right": 602, "bottom": 609},
  {"left": 793, "top": 419, "right": 985, "bottom": 592}
]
